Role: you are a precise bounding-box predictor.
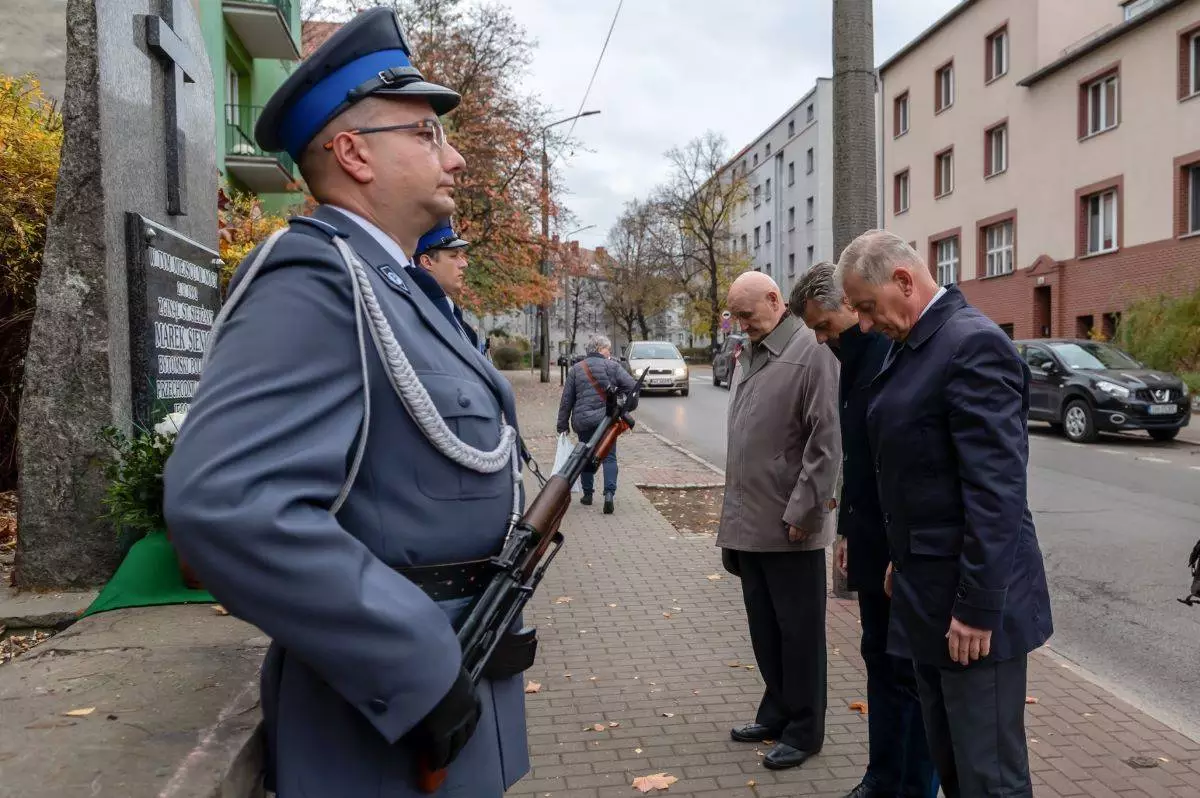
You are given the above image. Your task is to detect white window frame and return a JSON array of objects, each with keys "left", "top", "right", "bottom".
[
  {"left": 988, "top": 125, "right": 1008, "bottom": 176},
  {"left": 937, "top": 65, "right": 955, "bottom": 111},
  {"left": 1086, "top": 74, "right": 1119, "bottom": 136},
  {"left": 1190, "top": 164, "right": 1200, "bottom": 234},
  {"left": 936, "top": 151, "right": 954, "bottom": 197},
  {"left": 936, "top": 237, "right": 959, "bottom": 286},
  {"left": 988, "top": 30, "right": 1008, "bottom": 81},
  {"left": 897, "top": 172, "right": 910, "bottom": 213},
  {"left": 985, "top": 221, "right": 1014, "bottom": 276},
  {"left": 1085, "top": 189, "right": 1119, "bottom": 254},
  {"left": 896, "top": 94, "right": 910, "bottom": 136},
  {"left": 225, "top": 67, "right": 240, "bottom": 125}
]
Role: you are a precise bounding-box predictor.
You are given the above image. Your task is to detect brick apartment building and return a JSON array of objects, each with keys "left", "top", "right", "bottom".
[{"left": 878, "top": 0, "right": 1200, "bottom": 340}]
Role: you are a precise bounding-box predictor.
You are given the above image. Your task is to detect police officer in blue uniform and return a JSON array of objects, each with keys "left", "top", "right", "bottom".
[
  {"left": 409, "top": 220, "right": 482, "bottom": 350},
  {"left": 164, "top": 8, "right": 529, "bottom": 796}
]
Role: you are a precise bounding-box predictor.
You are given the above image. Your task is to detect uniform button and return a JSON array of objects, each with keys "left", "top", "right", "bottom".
[
  {"left": 369, "top": 698, "right": 388, "bottom": 714},
  {"left": 956, "top": 587, "right": 967, "bottom": 599},
  {"left": 883, "top": 513, "right": 890, "bottom": 525},
  {"left": 843, "top": 400, "right": 849, "bottom": 409},
  {"left": 457, "top": 392, "right": 471, "bottom": 408}
]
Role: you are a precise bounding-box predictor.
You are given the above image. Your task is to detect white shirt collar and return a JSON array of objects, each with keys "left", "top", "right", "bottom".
[
  {"left": 327, "top": 205, "right": 411, "bottom": 267},
  {"left": 919, "top": 286, "right": 948, "bottom": 321}
]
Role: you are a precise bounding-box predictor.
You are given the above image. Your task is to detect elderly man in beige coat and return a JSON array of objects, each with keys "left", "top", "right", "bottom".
[{"left": 719, "top": 271, "right": 842, "bottom": 772}]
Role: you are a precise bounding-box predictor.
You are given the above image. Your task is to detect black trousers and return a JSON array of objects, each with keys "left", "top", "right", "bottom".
[
  {"left": 914, "top": 655, "right": 1033, "bottom": 798},
  {"left": 738, "top": 549, "right": 827, "bottom": 751}
]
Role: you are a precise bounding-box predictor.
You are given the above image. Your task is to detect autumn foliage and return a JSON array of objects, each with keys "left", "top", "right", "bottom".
[
  {"left": 0, "top": 75, "right": 62, "bottom": 490},
  {"left": 216, "top": 188, "right": 309, "bottom": 291}
]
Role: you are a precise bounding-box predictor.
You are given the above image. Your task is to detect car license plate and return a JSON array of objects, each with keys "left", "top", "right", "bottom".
[
  {"left": 1149, "top": 404, "right": 1177, "bottom": 415},
  {"left": 650, "top": 378, "right": 672, "bottom": 386}
]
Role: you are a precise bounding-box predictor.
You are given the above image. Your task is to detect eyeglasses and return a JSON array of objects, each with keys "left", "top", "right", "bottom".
[{"left": 323, "top": 117, "right": 446, "bottom": 151}]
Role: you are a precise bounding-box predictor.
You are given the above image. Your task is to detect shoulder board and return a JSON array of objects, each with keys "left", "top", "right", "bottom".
[{"left": 288, "top": 216, "right": 348, "bottom": 239}]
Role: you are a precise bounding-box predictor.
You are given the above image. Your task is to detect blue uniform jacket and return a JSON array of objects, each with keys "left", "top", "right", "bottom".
[
  {"left": 405, "top": 264, "right": 481, "bottom": 350},
  {"left": 831, "top": 325, "right": 892, "bottom": 593},
  {"left": 864, "top": 287, "right": 1053, "bottom": 668},
  {"left": 164, "top": 206, "right": 528, "bottom": 797}
]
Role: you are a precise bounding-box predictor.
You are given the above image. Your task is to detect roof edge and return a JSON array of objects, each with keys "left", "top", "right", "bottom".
[{"left": 878, "top": 0, "right": 980, "bottom": 74}]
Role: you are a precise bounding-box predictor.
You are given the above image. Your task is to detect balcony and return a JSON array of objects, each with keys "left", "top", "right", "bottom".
[
  {"left": 222, "top": 0, "right": 300, "bottom": 60},
  {"left": 225, "top": 105, "right": 296, "bottom": 193}
]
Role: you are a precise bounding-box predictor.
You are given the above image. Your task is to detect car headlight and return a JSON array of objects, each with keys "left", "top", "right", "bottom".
[
  {"left": 1096, "top": 380, "right": 1130, "bottom": 400},
  {"left": 634, "top": 367, "right": 645, "bottom": 377},
  {"left": 674, "top": 366, "right": 687, "bottom": 378},
  {"left": 1182, "top": 383, "right": 1191, "bottom": 398}
]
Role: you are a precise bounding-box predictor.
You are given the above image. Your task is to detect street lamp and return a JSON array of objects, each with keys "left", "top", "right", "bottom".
[{"left": 539, "top": 110, "right": 601, "bottom": 383}]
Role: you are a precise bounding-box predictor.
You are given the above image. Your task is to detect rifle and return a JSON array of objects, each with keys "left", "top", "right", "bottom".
[{"left": 418, "top": 369, "right": 645, "bottom": 792}]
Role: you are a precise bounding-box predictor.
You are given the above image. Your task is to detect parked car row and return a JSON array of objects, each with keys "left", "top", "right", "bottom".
[{"left": 711, "top": 334, "right": 746, "bottom": 389}]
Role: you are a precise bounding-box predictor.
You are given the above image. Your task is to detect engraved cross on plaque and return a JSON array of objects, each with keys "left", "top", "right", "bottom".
[{"left": 147, "top": 0, "right": 197, "bottom": 217}]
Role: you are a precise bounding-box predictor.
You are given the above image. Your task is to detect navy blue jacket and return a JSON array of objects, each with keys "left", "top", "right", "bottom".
[
  {"left": 865, "top": 287, "right": 1053, "bottom": 668},
  {"left": 405, "top": 265, "right": 480, "bottom": 350},
  {"left": 831, "top": 326, "right": 892, "bottom": 593}
]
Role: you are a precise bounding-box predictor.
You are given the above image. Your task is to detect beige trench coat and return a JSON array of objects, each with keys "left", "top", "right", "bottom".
[{"left": 717, "top": 315, "right": 842, "bottom": 553}]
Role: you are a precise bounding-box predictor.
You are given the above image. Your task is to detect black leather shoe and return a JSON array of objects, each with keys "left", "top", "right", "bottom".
[
  {"left": 730, "top": 723, "right": 777, "bottom": 743},
  {"left": 762, "top": 742, "right": 817, "bottom": 770},
  {"left": 580, "top": 493, "right": 593, "bottom": 506},
  {"left": 843, "top": 782, "right": 889, "bottom": 798},
  {"left": 603, "top": 493, "right": 615, "bottom": 514}
]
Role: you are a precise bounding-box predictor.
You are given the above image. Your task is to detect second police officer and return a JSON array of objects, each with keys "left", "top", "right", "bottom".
[{"left": 165, "top": 9, "right": 531, "bottom": 796}]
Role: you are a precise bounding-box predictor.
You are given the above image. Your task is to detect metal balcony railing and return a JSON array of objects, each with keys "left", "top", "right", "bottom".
[{"left": 225, "top": 104, "right": 294, "bottom": 176}]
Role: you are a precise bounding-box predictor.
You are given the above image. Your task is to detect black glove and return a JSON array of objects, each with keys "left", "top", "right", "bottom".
[
  {"left": 721, "top": 548, "right": 741, "bottom": 578},
  {"left": 409, "top": 668, "right": 481, "bottom": 770}
]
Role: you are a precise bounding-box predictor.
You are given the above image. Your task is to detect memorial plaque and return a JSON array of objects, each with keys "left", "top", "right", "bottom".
[{"left": 126, "top": 212, "right": 221, "bottom": 425}]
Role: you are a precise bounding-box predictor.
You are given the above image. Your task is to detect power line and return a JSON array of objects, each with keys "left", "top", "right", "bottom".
[{"left": 549, "top": 0, "right": 623, "bottom": 168}]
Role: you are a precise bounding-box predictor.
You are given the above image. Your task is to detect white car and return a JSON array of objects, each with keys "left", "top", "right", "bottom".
[{"left": 623, "top": 341, "right": 690, "bottom": 396}]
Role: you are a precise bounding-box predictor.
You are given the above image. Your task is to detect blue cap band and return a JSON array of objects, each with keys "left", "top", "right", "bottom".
[{"left": 280, "top": 48, "right": 413, "bottom": 160}]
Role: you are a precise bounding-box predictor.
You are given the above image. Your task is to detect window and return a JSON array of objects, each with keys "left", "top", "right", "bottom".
[
  {"left": 753, "top": 153, "right": 759, "bottom": 167},
  {"left": 806, "top": 246, "right": 815, "bottom": 267},
  {"left": 894, "top": 91, "right": 910, "bottom": 136},
  {"left": 766, "top": 143, "right": 772, "bottom": 157},
  {"left": 807, "top": 103, "right": 814, "bottom": 122},
  {"left": 935, "top": 236, "right": 959, "bottom": 285},
  {"left": 754, "top": 227, "right": 761, "bottom": 248},
  {"left": 225, "top": 67, "right": 240, "bottom": 124},
  {"left": 806, "top": 197, "right": 815, "bottom": 222},
  {"left": 984, "top": 220, "right": 1014, "bottom": 276},
  {"left": 999, "top": 323, "right": 1015, "bottom": 338},
  {"left": 1083, "top": 188, "right": 1119, "bottom": 254},
  {"left": 753, "top": 184, "right": 761, "bottom": 207},
  {"left": 1082, "top": 70, "right": 1119, "bottom": 136},
  {"left": 765, "top": 178, "right": 772, "bottom": 201},
  {"left": 788, "top": 161, "right": 795, "bottom": 185},
  {"left": 741, "top": 233, "right": 748, "bottom": 252},
  {"left": 986, "top": 26, "right": 1008, "bottom": 82},
  {"left": 1189, "top": 164, "right": 1200, "bottom": 234},
  {"left": 1023, "top": 346, "right": 1055, "bottom": 373},
  {"left": 894, "top": 170, "right": 910, "bottom": 214},
  {"left": 765, "top": 221, "right": 772, "bottom": 243},
  {"left": 788, "top": 254, "right": 796, "bottom": 276},
  {"left": 935, "top": 148, "right": 954, "bottom": 197},
  {"left": 788, "top": 206, "right": 796, "bottom": 230},
  {"left": 806, "top": 148, "right": 814, "bottom": 174},
  {"left": 935, "top": 62, "right": 955, "bottom": 112},
  {"left": 985, "top": 123, "right": 1008, "bottom": 177},
  {"left": 788, "top": 119, "right": 795, "bottom": 137},
  {"left": 1182, "top": 28, "right": 1200, "bottom": 99}
]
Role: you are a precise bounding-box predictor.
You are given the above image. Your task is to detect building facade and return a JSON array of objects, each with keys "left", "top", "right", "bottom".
[
  {"left": 879, "top": 0, "right": 1200, "bottom": 340},
  {"left": 201, "top": 0, "right": 304, "bottom": 210},
  {"left": 725, "top": 79, "right": 836, "bottom": 298}
]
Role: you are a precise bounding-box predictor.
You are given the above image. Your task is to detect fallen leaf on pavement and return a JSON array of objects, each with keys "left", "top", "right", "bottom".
[
  {"left": 554, "top": 596, "right": 572, "bottom": 604},
  {"left": 743, "top": 665, "right": 756, "bottom": 671},
  {"left": 661, "top": 712, "right": 675, "bottom": 718},
  {"left": 587, "top": 723, "right": 606, "bottom": 732},
  {"left": 726, "top": 661, "right": 742, "bottom": 667},
  {"left": 64, "top": 707, "right": 96, "bottom": 717},
  {"left": 213, "top": 605, "right": 230, "bottom": 616},
  {"left": 524, "top": 681, "right": 541, "bottom": 694},
  {"left": 589, "top": 676, "right": 598, "bottom": 681},
  {"left": 634, "top": 747, "right": 643, "bottom": 754},
  {"left": 608, "top": 603, "right": 618, "bottom": 608},
  {"left": 1024, "top": 696, "right": 1039, "bottom": 704},
  {"left": 706, "top": 573, "right": 723, "bottom": 581},
  {"left": 747, "top": 780, "right": 757, "bottom": 787},
  {"left": 662, "top": 612, "right": 672, "bottom": 618},
  {"left": 671, "top": 606, "right": 681, "bottom": 611},
  {"left": 849, "top": 701, "right": 868, "bottom": 715},
  {"left": 632, "top": 773, "right": 678, "bottom": 793},
  {"left": 609, "top": 721, "right": 620, "bottom": 728},
  {"left": 563, "top": 673, "right": 572, "bottom": 678}
]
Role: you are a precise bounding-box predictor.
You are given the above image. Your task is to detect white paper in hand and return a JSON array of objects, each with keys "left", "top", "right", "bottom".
[{"left": 552, "top": 433, "right": 583, "bottom": 493}]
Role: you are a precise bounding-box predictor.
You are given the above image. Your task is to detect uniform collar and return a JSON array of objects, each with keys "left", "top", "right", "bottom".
[
  {"left": 327, "top": 205, "right": 412, "bottom": 268},
  {"left": 759, "top": 313, "right": 799, "bottom": 356}
]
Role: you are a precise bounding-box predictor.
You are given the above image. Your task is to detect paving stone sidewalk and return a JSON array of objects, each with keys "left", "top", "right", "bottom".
[{"left": 504, "top": 371, "right": 1200, "bottom": 798}]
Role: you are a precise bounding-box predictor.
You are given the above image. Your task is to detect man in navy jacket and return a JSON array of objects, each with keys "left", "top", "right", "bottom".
[
  {"left": 791, "top": 263, "right": 937, "bottom": 798},
  {"left": 836, "top": 230, "right": 1052, "bottom": 798},
  {"left": 410, "top": 219, "right": 482, "bottom": 350}
]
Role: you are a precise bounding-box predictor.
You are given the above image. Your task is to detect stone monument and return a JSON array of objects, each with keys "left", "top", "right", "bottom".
[{"left": 15, "top": 0, "right": 218, "bottom": 589}]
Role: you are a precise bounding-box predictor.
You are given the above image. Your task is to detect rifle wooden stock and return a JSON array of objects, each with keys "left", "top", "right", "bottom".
[{"left": 520, "top": 474, "right": 571, "bottom": 541}]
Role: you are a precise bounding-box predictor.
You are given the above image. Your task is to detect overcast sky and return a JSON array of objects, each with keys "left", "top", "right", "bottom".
[{"left": 504, "top": 0, "right": 961, "bottom": 250}]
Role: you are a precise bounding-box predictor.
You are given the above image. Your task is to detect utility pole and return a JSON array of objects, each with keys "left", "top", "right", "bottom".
[
  {"left": 832, "top": 0, "right": 876, "bottom": 599},
  {"left": 538, "top": 110, "right": 600, "bottom": 383}
]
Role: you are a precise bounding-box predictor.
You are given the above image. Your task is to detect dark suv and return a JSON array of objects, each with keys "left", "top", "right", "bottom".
[
  {"left": 712, "top": 334, "right": 746, "bottom": 388},
  {"left": 1015, "top": 339, "right": 1191, "bottom": 443}
]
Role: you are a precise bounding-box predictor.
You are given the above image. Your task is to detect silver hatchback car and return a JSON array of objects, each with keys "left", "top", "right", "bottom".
[{"left": 623, "top": 341, "right": 690, "bottom": 396}]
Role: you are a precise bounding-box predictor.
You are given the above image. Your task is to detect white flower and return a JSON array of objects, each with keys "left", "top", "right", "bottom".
[{"left": 154, "top": 411, "right": 188, "bottom": 437}]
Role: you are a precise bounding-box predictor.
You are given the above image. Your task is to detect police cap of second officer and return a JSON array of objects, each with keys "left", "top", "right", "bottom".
[
  {"left": 414, "top": 219, "right": 470, "bottom": 260},
  {"left": 255, "top": 7, "right": 461, "bottom": 161}
]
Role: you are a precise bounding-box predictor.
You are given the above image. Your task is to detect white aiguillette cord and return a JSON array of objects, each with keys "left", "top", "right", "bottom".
[{"left": 205, "top": 228, "right": 520, "bottom": 517}]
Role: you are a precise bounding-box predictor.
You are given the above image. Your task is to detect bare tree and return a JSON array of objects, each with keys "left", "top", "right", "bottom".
[
  {"left": 655, "top": 132, "right": 748, "bottom": 349},
  {"left": 602, "top": 200, "right": 672, "bottom": 344}
]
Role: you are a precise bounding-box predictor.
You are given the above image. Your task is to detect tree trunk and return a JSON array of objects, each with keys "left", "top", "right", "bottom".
[
  {"left": 708, "top": 255, "right": 720, "bottom": 352},
  {"left": 636, "top": 308, "right": 650, "bottom": 341},
  {"left": 832, "top": 0, "right": 876, "bottom": 600}
]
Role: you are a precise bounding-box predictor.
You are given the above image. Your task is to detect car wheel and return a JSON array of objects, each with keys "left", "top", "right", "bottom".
[
  {"left": 1149, "top": 428, "right": 1179, "bottom": 442},
  {"left": 682, "top": 387, "right": 690, "bottom": 397},
  {"left": 1062, "top": 400, "right": 1097, "bottom": 443},
  {"left": 712, "top": 371, "right": 721, "bottom": 387}
]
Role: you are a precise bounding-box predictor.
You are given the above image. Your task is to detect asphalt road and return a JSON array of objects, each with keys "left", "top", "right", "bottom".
[{"left": 636, "top": 366, "right": 1200, "bottom": 740}]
